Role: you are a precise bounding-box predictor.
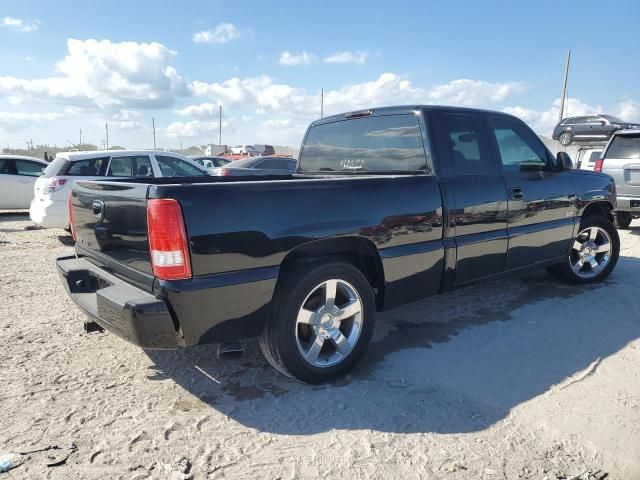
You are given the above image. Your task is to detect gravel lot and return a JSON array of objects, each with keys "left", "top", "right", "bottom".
[{"left": 1, "top": 212, "right": 639, "bottom": 479}]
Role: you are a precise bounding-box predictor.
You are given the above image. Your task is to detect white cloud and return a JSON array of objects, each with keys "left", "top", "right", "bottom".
[
  {"left": 0, "top": 111, "right": 62, "bottom": 133},
  {"left": 1, "top": 16, "right": 40, "bottom": 33},
  {"left": 324, "top": 51, "right": 370, "bottom": 65},
  {"left": 0, "top": 39, "right": 190, "bottom": 110},
  {"left": 175, "top": 102, "right": 220, "bottom": 117},
  {"left": 165, "top": 119, "right": 230, "bottom": 138},
  {"left": 193, "top": 23, "right": 250, "bottom": 44},
  {"left": 258, "top": 118, "right": 307, "bottom": 144},
  {"left": 615, "top": 99, "right": 640, "bottom": 122},
  {"left": 427, "top": 79, "right": 526, "bottom": 105},
  {"left": 279, "top": 51, "right": 315, "bottom": 66}
]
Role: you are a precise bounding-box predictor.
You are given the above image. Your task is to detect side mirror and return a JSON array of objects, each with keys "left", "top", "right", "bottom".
[{"left": 555, "top": 151, "right": 573, "bottom": 171}]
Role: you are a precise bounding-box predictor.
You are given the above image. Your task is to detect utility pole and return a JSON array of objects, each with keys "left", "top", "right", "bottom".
[
  {"left": 79, "top": 129, "right": 82, "bottom": 146},
  {"left": 152, "top": 117, "right": 157, "bottom": 149},
  {"left": 559, "top": 49, "right": 571, "bottom": 123},
  {"left": 105, "top": 123, "right": 109, "bottom": 150},
  {"left": 218, "top": 105, "right": 222, "bottom": 145},
  {"left": 320, "top": 88, "right": 324, "bottom": 118}
]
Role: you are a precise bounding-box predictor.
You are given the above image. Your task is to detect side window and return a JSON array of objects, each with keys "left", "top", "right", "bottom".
[
  {"left": 573, "top": 116, "right": 589, "bottom": 124},
  {"left": 587, "top": 151, "right": 602, "bottom": 163},
  {"left": 438, "top": 113, "right": 494, "bottom": 176},
  {"left": 108, "top": 156, "right": 153, "bottom": 177},
  {"left": 156, "top": 155, "right": 207, "bottom": 177},
  {"left": 65, "top": 157, "right": 109, "bottom": 176},
  {"left": 15, "top": 160, "right": 46, "bottom": 177},
  {"left": 259, "top": 158, "right": 289, "bottom": 170},
  {"left": 490, "top": 117, "right": 548, "bottom": 172},
  {"left": 0, "top": 159, "right": 18, "bottom": 175}
]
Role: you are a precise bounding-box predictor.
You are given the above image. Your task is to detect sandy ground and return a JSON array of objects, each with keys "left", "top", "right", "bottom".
[{"left": 1, "top": 211, "right": 639, "bottom": 480}]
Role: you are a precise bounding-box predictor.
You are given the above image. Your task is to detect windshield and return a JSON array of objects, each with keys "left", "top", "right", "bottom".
[
  {"left": 604, "top": 135, "right": 640, "bottom": 159},
  {"left": 602, "top": 115, "right": 626, "bottom": 123},
  {"left": 299, "top": 114, "right": 428, "bottom": 173}
]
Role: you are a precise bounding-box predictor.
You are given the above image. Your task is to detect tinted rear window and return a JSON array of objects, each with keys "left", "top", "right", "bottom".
[
  {"left": 41, "top": 157, "right": 69, "bottom": 178},
  {"left": 604, "top": 135, "right": 640, "bottom": 160},
  {"left": 299, "top": 114, "right": 428, "bottom": 173}
]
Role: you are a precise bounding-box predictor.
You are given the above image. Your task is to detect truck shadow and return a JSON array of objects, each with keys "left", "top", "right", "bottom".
[{"left": 146, "top": 255, "right": 640, "bottom": 435}]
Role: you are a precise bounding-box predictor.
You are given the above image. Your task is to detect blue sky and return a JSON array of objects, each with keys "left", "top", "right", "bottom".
[{"left": 1, "top": 0, "right": 639, "bottom": 149}]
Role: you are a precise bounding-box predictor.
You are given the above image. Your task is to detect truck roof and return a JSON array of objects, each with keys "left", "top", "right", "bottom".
[{"left": 312, "top": 105, "right": 520, "bottom": 126}]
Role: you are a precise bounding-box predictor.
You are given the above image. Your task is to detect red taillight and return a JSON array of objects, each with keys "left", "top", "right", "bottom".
[
  {"left": 68, "top": 192, "right": 76, "bottom": 241},
  {"left": 147, "top": 199, "right": 192, "bottom": 280},
  {"left": 44, "top": 177, "right": 67, "bottom": 194},
  {"left": 594, "top": 158, "right": 604, "bottom": 172},
  {"left": 216, "top": 168, "right": 230, "bottom": 176}
]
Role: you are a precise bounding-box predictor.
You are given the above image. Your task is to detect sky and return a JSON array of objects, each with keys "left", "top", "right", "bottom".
[{"left": 1, "top": 0, "right": 639, "bottom": 150}]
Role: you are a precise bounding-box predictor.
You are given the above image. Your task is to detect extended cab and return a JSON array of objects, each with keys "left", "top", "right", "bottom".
[{"left": 57, "top": 106, "right": 620, "bottom": 384}]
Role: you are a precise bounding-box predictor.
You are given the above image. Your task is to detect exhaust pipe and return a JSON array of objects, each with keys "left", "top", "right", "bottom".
[{"left": 216, "top": 342, "right": 245, "bottom": 360}]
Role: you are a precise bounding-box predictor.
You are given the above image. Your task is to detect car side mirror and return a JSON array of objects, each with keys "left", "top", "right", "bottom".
[{"left": 555, "top": 151, "right": 573, "bottom": 171}]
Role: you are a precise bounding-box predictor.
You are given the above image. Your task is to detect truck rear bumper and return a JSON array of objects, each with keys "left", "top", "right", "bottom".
[{"left": 56, "top": 256, "right": 181, "bottom": 349}]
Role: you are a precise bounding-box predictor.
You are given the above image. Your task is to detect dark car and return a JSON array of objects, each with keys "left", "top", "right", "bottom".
[
  {"left": 552, "top": 115, "right": 640, "bottom": 146},
  {"left": 213, "top": 156, "right": 297, "bottom": 176},
  {"left": 59, "top": 105, "right": 619, "bottom": 384},
  {"left": 190, "top": 156, "right": 231, "bottom": 170}
]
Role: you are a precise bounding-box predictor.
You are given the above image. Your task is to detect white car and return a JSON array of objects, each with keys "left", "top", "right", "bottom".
[
  {"left": 0, "top": 155, "right": 48, "bottom": 209},
  {"left": 230, "top": 144, "right": 259, "bottom": 156},
  {"left": 575, "top": 147, "right": 603, "bottom": 171},
  {"left": 29, "top": 150, "right": 209, "bottom": 229}
]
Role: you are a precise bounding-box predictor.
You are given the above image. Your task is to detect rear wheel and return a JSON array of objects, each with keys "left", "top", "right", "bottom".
[
  {"left": 547, "top": 216, "right": 619, "bottom": 284},
  {"left": 558, "top": 131, "right": 573, "bottom": 146},
  {"left": 614, "top": 211, "right": 633, "bottom": 229},
  {"left": 260, "top": 261, "right": 376, "bottom": 384}
]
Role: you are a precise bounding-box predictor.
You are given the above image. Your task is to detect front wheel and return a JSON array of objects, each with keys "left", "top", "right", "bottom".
[
  {"left": 260, "top": 261, "right": 376, "bottom": 384},
  {"left": 614, "top": 211, "right": 633, "bottom": 229},
  {"left": 547, "top": 216, "right": 620, "bottom": 284}
]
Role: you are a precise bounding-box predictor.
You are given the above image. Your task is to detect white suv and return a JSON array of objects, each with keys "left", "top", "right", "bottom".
[{"left": 29, "top": 150, "right": 209, "bottom": 229}]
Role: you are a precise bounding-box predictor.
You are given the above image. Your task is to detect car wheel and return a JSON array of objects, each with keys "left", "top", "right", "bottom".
[
  {"left": 558, "top": 131, "right": 573, "bottom": 146},
  {"left": 547, "top": 216, "right": 619, "bottom": 284},
  {"left": 259, "top": 261, "right": 376, "bottom": 384},
  {"left": 613, "top": 211, "right": 633, "bottom": 229}
]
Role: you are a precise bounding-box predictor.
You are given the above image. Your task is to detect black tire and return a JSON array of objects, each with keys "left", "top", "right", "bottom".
[
  {"left": 547, "top": 216, "right": 620, "bottom": 284},
  {"left": 558, "top": 131, "right": 573, "bottom": 146},
  {"left": 613, "top": 211, "right": 632, "bottom": 229},
  {"left": 259, "top": 261, "right": 376, "bottom": 384}
]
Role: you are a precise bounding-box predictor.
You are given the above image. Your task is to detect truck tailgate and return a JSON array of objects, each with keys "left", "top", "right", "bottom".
[{"left": 71, "top": 180, "right": 154, "bottom": 289}]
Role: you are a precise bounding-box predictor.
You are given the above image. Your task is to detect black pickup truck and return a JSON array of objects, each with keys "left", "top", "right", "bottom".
[{"left": 57, "top": 105, "right": 619, "bottom": 384}]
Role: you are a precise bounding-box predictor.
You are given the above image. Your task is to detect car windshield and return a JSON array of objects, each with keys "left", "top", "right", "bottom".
[{"left": 602, "top": 115, "right": 625, "bottom": 123}]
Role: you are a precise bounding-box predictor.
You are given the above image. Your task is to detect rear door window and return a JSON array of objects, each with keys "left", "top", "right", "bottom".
[
  {"left": 604, "top": 135, "right": 640, "bottom": 160},
  {"left": 108, "top": 155, "right": 153, "bottom": 177},
  {"left": 15, "top": 160, "right": 46, "bottom": 176},
  {"left": 64, "top": 157, "right": 109, "bottom": 176},
  {"left": 0, "top": 159, "right": 17, "bottom": 175},
  {"left": 299, "top": 114, "right": 429, "bottom": 173}
]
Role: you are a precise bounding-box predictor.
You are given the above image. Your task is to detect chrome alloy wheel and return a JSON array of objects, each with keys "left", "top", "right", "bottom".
[
  {"left": 294, "top": 279, "right": 364, "bottom": 368},
  {"left": 559, "top": 132, "right": 572, "bottom": 145},
  {"left": 570, "top": 226, "right": 612, "bottom": 278}
]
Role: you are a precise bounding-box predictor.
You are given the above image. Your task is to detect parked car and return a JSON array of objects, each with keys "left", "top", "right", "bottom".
[
  {"left": 552, "top": 115, "right": 640, "bottom": 146},
  {"left": 190, "top": 156, "right": 231, "bottom": 171},
  {"left": 213, "top": 156, "right": 297, "bottom": 176},
  {"left": 253, "top": 144, "right": 276, "bottom": 156},
  {"left": 30, "top": 150, "right": 209, "bottom": 229},
  {"left": 575, "top": 147, "right": 603, "bottom": 171},
  {"left": 596, "top": 129, "right": 640, "bottom": 229},
  {"left": 230, "top": 144, "right": 260, "bottom": 156},
  {"left": 59, "top": 105, "right": 619, "bottom": 384},
  {"left": 0, "top": 155, "right": 48, "bottom": 209}
]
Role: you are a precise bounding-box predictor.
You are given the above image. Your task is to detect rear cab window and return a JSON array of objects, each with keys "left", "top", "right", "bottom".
[
  {"left": 298, "top": 114, "right": 430, "bottom": 174},
  {"left": 604, "top": 134, "right": 640, "bottom": 160}
]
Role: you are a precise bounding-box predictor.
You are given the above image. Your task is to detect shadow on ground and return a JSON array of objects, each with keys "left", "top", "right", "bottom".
[{"left": 147, "top": 254, "right": 640, "bottom": 435}]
